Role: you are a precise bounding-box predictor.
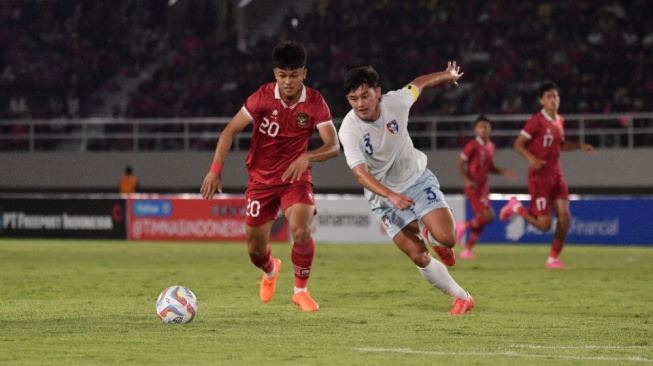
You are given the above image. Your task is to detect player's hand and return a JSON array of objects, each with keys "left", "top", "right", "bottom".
[
  {"left": 445, "top": 61, "right": 464, "bottom": 86},
  {"left": 200, "top": 172, "right": 222, "bottom": 200},
  {"left": 504, "top": 169, "right": 517, "bottom": 181},
  {"left": 580, "top": 143, "right": 596, "bottom": 154},
  {"left": 282, "top": 154, "right": 310, "bottom": 183},
  {"left": 386, "top": 192, "right": 415, "bottom": 211},
  {"left": 529, "top": 158, "right": 546, "bottom": 171},
  {"left": 464, "top": 179, "right": 477, "bottom": 189}
]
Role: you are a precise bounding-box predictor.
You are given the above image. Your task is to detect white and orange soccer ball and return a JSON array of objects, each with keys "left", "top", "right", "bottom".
[{"left": 156, "top": 285, "right": 198, "bottom": 324}]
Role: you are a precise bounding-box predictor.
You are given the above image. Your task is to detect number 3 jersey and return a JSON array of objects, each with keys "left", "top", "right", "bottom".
[
  {"left": 338, "top": 88, "right": 428, "bottom": 206},
  {"left": 521, "top": 109, "right": 565, "bottom": 177},
  {"left": 242, "top": 83, "right": 334, "bottom": 186}
]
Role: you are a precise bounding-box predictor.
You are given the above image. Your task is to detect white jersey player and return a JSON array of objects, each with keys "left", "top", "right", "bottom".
[{"left": 338, "top": 62, "right": 474, "bottom": 315}]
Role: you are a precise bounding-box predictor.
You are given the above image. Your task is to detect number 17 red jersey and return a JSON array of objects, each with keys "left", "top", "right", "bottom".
[{"left": 521, "top": 109, "right": 565, "bottom": 177}]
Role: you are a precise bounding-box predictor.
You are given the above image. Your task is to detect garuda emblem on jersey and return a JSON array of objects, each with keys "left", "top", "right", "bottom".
[
  {"left": 386, "top": 120, "right": 399, "bottom": 134},
  {"left": 296, "top": 113, "right": 309, "bottom": 126}
]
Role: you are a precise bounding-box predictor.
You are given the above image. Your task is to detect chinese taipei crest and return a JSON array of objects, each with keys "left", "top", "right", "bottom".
[{"left": 386, "top": 120, "right": 399, "bottom": 134}]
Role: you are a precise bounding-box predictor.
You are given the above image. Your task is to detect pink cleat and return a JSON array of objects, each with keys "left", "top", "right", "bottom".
[
  {"left": 456, "top": 221, "right": 466, "bottom": 245},
  {"left": 450, "top": 293, "right": 474, "bottom": 315},
  {"left": 460, "top": 249, "right": 476, "bottom": 259},
  {"left": 545, "top": 258, "right": 566, "bottom": 269},
  {"left": 499, "top": 197, "right": 521, "bottom": 222}
]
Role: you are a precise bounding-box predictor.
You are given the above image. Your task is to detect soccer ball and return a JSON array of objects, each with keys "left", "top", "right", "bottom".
[{"left": 156, "top": 285, "right": 198, "bottom": 324}]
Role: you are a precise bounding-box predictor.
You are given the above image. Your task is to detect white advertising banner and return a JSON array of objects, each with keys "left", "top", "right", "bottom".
[{"left": 312, "top": 194, "right": 466, "bottom": 244}]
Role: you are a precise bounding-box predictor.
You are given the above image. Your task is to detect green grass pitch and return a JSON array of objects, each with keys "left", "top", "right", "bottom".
[{"left": 1, "top": 239, "right": 651, "bottom": 365}]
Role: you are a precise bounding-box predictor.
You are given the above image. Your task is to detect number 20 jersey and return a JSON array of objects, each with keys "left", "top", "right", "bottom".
[{"left": 242, "top": 83, "right": 334, "bottom": 186}]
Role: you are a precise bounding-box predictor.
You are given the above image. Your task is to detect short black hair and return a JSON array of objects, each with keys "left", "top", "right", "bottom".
[
  {"left": 272, "top": 41, "right": 307, "bottom": 70},
  {"left": 538, "top": 81, "right": 559, "bottom": 98},
  {"left": 342, "top": 66, "right": 379, "bottom": 94},
  {"left": 475, "top": 115, "right": 490, "bottom": 125},
  {"left": 125, "top": 166, "right": 133, "bottom": 174}
]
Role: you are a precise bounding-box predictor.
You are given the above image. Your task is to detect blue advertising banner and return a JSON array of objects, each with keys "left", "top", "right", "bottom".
[{"left": 469, "top": 196, "right": 653, "bottom": 246}]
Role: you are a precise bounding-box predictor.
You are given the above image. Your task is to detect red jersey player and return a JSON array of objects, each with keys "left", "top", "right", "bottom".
[
  {"left": 200, "top": 41, "right": 340, "bottom": 311},
  {"left": 456, "top": 115, "right": 516, "bottom": 259},
  {"left": 499, "top": 82, "right": 595, "bottom": 269}
]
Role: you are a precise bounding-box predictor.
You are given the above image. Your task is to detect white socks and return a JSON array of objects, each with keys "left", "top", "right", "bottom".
[{"left": 417, "top": 256, "right": 468, "bottom": 299}]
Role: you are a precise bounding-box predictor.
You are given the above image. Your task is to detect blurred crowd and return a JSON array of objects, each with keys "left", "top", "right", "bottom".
[
  {"left": 118, "top": 0, "right": 653, "bottom": 120},
  {"left": 2, "top": 0, "right": 653, "bottom": 149},
  {"left": 0, "top": 0, "right": 168, "bottom": 120}
]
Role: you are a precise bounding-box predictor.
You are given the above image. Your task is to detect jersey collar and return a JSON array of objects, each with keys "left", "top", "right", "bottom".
[
  {"left": 476, "top": 136, "right": 487, "bottom": 145},
  {"left": 275, "top": 83, "right": 307, "bottom": 108},
  {"left": 541, "top": 108, "right": 558, "bottom": 123}
]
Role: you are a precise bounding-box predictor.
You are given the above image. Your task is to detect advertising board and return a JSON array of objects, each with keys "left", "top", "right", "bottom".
[
  {"left": 127, "top": 195, "right": 289, "bottom": 242},
  {"left": 0, "top": 197, "right": 126, "bottom": 239}
]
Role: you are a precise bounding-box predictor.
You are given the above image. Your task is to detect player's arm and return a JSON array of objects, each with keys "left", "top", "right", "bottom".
[
  {"left": 561, "top": 140, "right": 595, "bottom": 153},
  {"left": 403, "top": 61, "right": 463, "bottom": 101},
  {"left": 490, "top": 163, "right": 517, "bottom": 180},
  {"left": 456, "top": 156, "right": 476, "bottom": 188},
  {"left": 282, "top": 122, "right": 339, "bottom": 183},
  {"left": 200, "top": 110, "right": 251, "bottom": 199},
  {"left": 350, "top": 163, "right": 415, "bottom": 211},
  {"left": 513, "top": 133, "right": 546, "bottom": 171}
]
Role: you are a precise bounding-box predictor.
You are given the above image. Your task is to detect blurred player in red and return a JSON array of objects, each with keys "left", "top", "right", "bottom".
[
  {"left": 499, "top": 81, "right": 595, "bottom": 269},
  {"left": 455, "top": 115, "right": 516, "bottom": 259},
  {"left": 200, "top": 41, "right": 339, "bottom": 311}
]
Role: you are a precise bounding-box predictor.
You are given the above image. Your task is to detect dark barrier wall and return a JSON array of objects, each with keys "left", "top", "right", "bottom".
[
  {"left": 1, "top": 150, "right": 653, "bottom": 193},
  {"left": 0, "top": 197, "right": 127, "bottom": 239}
]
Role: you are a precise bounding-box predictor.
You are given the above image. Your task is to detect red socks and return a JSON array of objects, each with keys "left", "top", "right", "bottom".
[
  {"left": 249, "top": 245, "right": 274, "bottom": 273},
  {"left": 291, "top": 237, "right": 315, "bottom": 289},
  {"left": 550, "top": 239, "right": 564, "bottom": 258}
]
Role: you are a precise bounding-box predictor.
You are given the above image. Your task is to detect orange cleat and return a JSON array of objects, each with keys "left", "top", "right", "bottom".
[
  {"left": 260, "top": 258, "right": 281, "bottom": 303},
  {"left": 292, "top": 291, "right": 319, "bottom": 312},
  {"left": 450, "top": 293, "right": 474, "bottom": 315}
]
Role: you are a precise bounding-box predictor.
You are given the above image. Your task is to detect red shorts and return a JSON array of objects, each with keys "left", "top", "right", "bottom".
[
  {"left": 464, "top": 183, "right": 491, "bottom": 215},
  {"left": 244, "top": 181, "right": 316, "bottom": 227},
  {"left": 527, "top": 172, "right": 569, "bottom": 216}
]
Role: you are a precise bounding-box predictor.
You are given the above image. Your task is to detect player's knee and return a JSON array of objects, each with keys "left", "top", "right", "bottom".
[
  {"left": 434, "top": 232, "right": 456, "bottom": 248},
  {"left": 533, "top": 219, "right": 553, "bottom": 232},
  {"left": 290, "top": 226, "right": 311, "bottom": 244},
  {"left": 247, "top": 244, "right": 267, "bottom": 257},
  {"left": 410, "top": 250, "right": 431, "bottom": 268},
  {"left": 557, "top": 212, "right": 571, "bottom": 225}
]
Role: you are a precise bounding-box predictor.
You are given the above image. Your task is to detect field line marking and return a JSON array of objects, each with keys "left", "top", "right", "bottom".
[
  {"left": 511, "top": 344, "right": 651, "bottom": 349},
  {"left": 353, "top": 347, "right": 653, "bottom": 363}
]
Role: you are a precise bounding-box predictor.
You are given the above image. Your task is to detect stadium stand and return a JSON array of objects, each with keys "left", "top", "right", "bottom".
[{"left": 2, "top": 0, "right": 653, "bottom": 151}]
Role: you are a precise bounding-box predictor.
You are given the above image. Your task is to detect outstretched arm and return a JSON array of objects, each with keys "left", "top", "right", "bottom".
[
  {"left": 200, "top": 110, "right": 250, "bottom": 199},
  {"left": 490, "top": 164, "right": 517, "bottom": 180},
  {"left": 561, "top": 140, "right": 595, "bottom": 153},
  {"left": 406, "top": 61, "right": 463, "bottom": 96}
]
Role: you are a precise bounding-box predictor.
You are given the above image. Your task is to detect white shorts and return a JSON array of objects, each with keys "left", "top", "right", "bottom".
[{"left": 371, "top": 169, "right": 449, "bottom": 239}]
